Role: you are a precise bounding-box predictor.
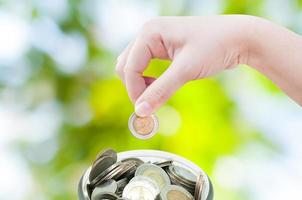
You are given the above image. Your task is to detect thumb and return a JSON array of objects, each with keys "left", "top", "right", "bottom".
[{"left": 135, "top": 52, "right": 191, "bottom": 117}]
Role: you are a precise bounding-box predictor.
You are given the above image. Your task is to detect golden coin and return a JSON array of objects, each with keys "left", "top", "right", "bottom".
[
  {"left": 133, "top": 116, "right": 154, "bottom": 135},
  {"left": 160, "top": 185, "right": 193, "bottom": 200},
  {"left": 167, "top": 190, "right": 192, "bottom": 200},
  {"left": 128, "top": 113, "right": 159, "bottom": 139}
]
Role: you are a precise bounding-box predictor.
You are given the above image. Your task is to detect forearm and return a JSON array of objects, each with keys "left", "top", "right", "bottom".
[{"left": 247, "top": 17, "right": 302, "bottom": 105}]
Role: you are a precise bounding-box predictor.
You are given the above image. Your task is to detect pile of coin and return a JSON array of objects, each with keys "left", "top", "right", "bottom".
[{"left": 85, "top": 149, "right": 205, "bottom": 200}]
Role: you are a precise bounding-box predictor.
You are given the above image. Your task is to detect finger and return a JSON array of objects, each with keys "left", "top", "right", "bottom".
[
  {"left": 125, "top": 34, "right": 169, "bottom": 103},
  {"left": 135, "top": 51, "right": 191, "bottom": 117},
  {"left": 115, "top": 41, "right": 134, "bottom": 83}
]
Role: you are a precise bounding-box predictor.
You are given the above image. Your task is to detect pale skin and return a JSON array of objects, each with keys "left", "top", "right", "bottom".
[{"left": 116, "top": 15, "right": 302, "bottom": 117}]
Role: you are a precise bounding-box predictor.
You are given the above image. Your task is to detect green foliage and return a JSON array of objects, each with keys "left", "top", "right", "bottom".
[
  {"left": 223, "top": 0, "right": 264, "bottom": 15},
  {"left": 297, "top": 0, "right": 302, "bottom": 8}
]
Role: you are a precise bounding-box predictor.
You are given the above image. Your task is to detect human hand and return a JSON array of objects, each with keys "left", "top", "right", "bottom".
[{"left": 116, "top": 15, "right": 302, "bottom": 116}]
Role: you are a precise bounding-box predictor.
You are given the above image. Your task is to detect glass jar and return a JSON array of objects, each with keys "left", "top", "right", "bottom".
[{"left": 78, "top": 149, "right": 213, "bottom": 200}]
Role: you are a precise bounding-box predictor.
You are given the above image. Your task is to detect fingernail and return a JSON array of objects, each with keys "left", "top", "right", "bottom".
[{"left": 135, "top": 101, "right": 152, "bottom": 117}]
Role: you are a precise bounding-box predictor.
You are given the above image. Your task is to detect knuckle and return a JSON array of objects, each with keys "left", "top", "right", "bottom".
[
  {"left": 183, "top": 66, "right": 197, "bottom": 80},
  {"left": 146, "top": 32, "right": 161, "bottom": 44},
  {"left": 174, "top": 65, "right": 193, "bottom": 83},
  {"left": 178, "top": 73, "right": 190, "bottom": 83},
  {"left": 149, "top": 86, "right": 165, "bottom": 104},
  {"left": 140, "top": 18, "right": 161, "bottom": 38},
  {"left": 123, "top": 66, "right": 132, "bottom": 75}
]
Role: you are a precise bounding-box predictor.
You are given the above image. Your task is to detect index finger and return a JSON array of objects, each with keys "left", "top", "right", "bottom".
[
  {"left": 124, "top": 32, "right": 169, "bottom": 103},
  {"left": 124, "top": 39, "right": 152, "bottom": 103}
]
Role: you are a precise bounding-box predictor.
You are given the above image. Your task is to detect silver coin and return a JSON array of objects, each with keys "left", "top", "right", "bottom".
[
  {"left": 194, "top": 174, "right": 205, "bottom": 200},
  {"left": 166, "top": 173, "right": 194, "bottom": 195},
  {"left": 121, "top": 157, "right": 144, "bottom": 166},
  {"left": 120, "top": 158, "right": 142, "bottom": 178},
  {"left": 160, "top": 185, "right": 193, "bottom": 200},
  {"left": 91, "top": 191, "right": 119, "bottom": 200},
  {"left": 100, "top": 161, "right": 137, "bottom": 185},
  {"left": 166, "top": 165, "right": 196, "bottom": 195},
  {"left": 135, "top": 163, "right": 170, "bottom": 190},
  {"left": 95, "top": 148, "right": 117, "bottom": 163},
  {"left": 172, "top": 165, "right": 197, "bottom": 183},
  {"left": 90, "top": 160, "right": 136, "bottom": 187},
  {"left": 116, "top": 178, "right": 129, "bottom": 196},
  {"left": 117, "top": 177, "right": 128, "bottom": 189},
  {"left": 167, "top": 165, "right": 196, "bottom": 186},
  {"left": 122, "top": 176, "right": 160, "bottom": 200},
  {"left": 91, "top": 180, "right": 118, "bottom": 200},
  {"left": 128, "top": 113, "right": 159, "bottom": 139},
  {"left": 153, "top": 160, "right": 173, "bottom": 168},
  {"left": 89, "top": 156, "right": 116, "bottom": 182},
  {"left": 90, "top": 161, "right": 121, "bottom": 187}
]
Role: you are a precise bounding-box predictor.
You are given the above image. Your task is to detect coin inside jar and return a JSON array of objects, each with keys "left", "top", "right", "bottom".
[
  {"left": 160, "top": 185, "right": 193, "bottom": 200},
  {"left": 128, "top": 113, "right": 159, "bottom": 139},
  {"left": 91, "top": 180, "right": 118, "bottom": 200},
  {"left": 122, "top": 176, "right": 160, "bottom": 200},
  {"left": 135, "top": 163, "right": 170, "bottom": 190}
]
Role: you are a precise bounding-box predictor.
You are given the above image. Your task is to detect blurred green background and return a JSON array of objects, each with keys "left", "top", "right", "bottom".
[{"left": 1, "top": 0, "right": 302, "bottom": 200}]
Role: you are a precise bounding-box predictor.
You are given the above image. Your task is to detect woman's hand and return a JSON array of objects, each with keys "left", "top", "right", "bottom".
[{"left": 116, "top": 15, "right": 302, "bottom": 116}]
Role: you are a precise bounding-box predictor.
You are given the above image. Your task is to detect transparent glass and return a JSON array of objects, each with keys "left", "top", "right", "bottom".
[{"left": 78, "top": 150, "right": 213, "bottom": 200}]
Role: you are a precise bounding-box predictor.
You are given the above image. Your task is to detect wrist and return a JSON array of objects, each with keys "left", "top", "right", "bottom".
[
  {"left": 240, "top": 16, "right": 266, "bottom": 69},
  {"left": 222, "top": 15, "right": 261, "bottom": 68},
  {"left": 244, "top": 16, "right": 302, "bottom": 105},
  {"left": 245, "top": 16, "right": 270, "bottom": 70},
  {"left": 245, "top": 17, "right": 302, "bottom": 71}
]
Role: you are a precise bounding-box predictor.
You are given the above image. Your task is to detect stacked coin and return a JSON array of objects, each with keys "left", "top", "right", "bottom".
[
  {"left": 166, "top": 165, "right": 197, "bottom": 195},
  {"left": 84, "top": 148, "right": 207, "bottom": 200}
]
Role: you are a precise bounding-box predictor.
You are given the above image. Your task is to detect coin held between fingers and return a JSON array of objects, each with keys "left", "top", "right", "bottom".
[
  {"left": 133, "top": 116, "right": 154, "bottom": 135},
  {"left": 128, "top": 113, "right": 159, "bottom": 139}
]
